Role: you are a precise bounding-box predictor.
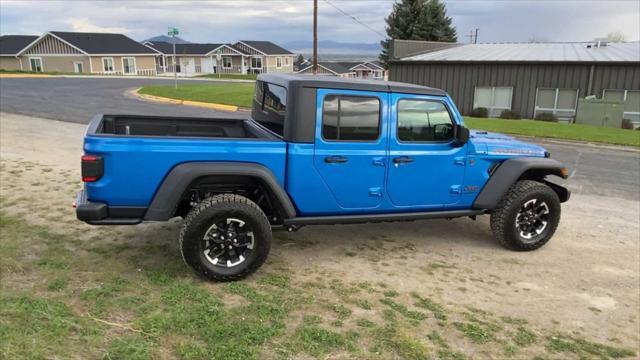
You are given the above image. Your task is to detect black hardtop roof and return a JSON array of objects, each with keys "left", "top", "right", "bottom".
[{"left": 258, "top": 73, "right": 446, "bottom": 96}]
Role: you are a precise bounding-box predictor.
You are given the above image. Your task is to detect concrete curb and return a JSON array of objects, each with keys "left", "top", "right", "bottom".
[{"left": 131, "top": 88, "right": 240, "bottom": 112}]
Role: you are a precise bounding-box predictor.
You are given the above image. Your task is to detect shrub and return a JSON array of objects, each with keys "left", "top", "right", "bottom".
[
  {"left": 499, "top": 110, "right": 521, "bottom": 120},
  {"left": 469, "top": 107, "right": 489, "bottom": 118},
  {"left": 535, "top": 113, "right": 558, "bottom": 122},
  {"left": 621, "top": 119, "right": 634, "bottom": 130}
]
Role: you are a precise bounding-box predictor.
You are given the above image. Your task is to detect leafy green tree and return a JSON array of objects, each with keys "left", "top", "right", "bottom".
[{"left": 380, "top": 0, "right": 457, "bottom": 67}]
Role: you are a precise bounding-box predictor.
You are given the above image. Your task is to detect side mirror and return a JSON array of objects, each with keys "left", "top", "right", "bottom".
[{"left": 454, "top": 125, "right": 470, "bottom": 147}]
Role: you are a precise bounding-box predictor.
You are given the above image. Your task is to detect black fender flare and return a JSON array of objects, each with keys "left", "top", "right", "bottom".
[
  {"left": 473, "top": 157, "right": 570, "bottom": 210},
  {"left": 143, "top": 162, "right": 297, "bottom": 221}
]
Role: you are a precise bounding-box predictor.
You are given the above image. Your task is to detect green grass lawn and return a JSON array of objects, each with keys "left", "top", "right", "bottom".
[
  {"left": 139, "top": 83, "right": 255, "bottom": 108},
  {"left": 197, "top": 73, "right": 258, "bottom": 81},
  {"left": 465, "top": 117, "right": 640, "bottom": 147},
  {"left": 138, "top": 82, "right": 639, "bottom": 147}
]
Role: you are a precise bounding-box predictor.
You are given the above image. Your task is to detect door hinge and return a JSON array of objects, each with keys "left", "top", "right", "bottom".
[
  {"left": 449, "top": 185, "right": 462, "bottom": 194},
  {"left": 369, "top": 187, "right": 383, "bottom": 197},
  {"left": 372, "top": 157, "right": 385, "bottom": 167},
  {"left": 454, "top": 157, "right": 466, "bottom": 166}
]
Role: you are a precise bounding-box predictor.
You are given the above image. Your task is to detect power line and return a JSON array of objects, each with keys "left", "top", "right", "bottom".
[{"left": 321, "top": 0, "right": 386, "bottom": 38}]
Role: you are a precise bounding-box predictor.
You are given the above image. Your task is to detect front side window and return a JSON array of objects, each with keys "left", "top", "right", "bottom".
[
  {"left": 276, "top": 57, "right": 282, "bottom": 68},
  {"left": 29, "top": 57, "right": 42, "bottom": 72},
  {"left": 251, "top": 57, "right": 262, "bottom": 68},
  {"left": 322, "top": 95, "right": 380, "bottom": 141},
  {"left": 284, "top": 57, "right": 290, "bottom": 66},
  {"left": 473, "top": 86, "right": 513, "bottom": 117},
  {"left": 102, "top": 57, "right": 114, "bottom": 72},
  {"left": 397, "top": 100, "right": 454, "bottom": 142},
  {"left": 222, "top": 57, "right": 232, "bottom": 68}
]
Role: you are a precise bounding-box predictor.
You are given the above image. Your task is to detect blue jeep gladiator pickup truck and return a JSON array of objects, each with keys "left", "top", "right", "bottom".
[{"left": 76, "top": 74, "right": 570, "bottom": 281}]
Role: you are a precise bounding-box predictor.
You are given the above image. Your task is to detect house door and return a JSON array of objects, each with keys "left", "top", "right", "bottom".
[
  {"left": 180, "top": 58, "right": 196, "bottom": 74},
  {"left": 74, "top": 62, "right": 83, "bottom": 73},
  {"left": 201, "top": 57, "right": 213, "bottom": 73}
]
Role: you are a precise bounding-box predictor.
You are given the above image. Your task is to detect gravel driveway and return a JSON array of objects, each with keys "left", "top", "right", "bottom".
[{"left": 1, "top": 112, "right": 638, "bottom": 357}]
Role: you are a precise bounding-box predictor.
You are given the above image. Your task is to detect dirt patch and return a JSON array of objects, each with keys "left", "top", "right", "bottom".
[{"left": 1, "top": 112, "right": 638, "bottom": 358}]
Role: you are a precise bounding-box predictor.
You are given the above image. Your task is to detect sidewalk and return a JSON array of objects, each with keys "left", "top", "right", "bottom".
[{"left": 0, "top": 73, "right": 255, "bottom": 83}]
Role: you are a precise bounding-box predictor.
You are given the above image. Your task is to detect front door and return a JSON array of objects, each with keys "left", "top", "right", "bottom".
[
  {"left": 313, "top": 89, "right": 388, "bottom": 210},
  {"left": 386, "top": 94, "right": 466, "bottom": 208},
  {"left": 74, "top": 62, "right": 83, "bottom": 73}
]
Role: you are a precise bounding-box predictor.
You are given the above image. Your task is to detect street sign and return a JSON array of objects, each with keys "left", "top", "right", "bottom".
[{"left": 168, "top": 27, "right": 179, "bottom": 36}]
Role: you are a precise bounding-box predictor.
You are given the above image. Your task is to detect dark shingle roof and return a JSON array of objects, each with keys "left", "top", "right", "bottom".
[
  {"left": 0, "top": 35, "right": 38, "bottom": 55},
  {"left": 145, "top": 41, "right": 225, "bottom": 55},
  {"left": 50, "top": 31, "right": 156, "bottom": 54},
  {"left": 238, "top": 40, "right": 292, "bottom": 55},
  {"left": 319, "top": 62, "right": 354, "bottom": 74}
]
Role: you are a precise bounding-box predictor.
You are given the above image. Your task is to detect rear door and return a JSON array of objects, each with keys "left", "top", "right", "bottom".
[
  {"left": 313, "top": 89, "right": 388, "bottom": 210},
  {"left": 386, "top": 94, "right": 466, "bottom": 208}
]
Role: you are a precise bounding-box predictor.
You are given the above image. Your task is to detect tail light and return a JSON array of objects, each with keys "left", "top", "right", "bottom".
[{"left": 81, "top": 154, "right": 103, "bottom": 182}]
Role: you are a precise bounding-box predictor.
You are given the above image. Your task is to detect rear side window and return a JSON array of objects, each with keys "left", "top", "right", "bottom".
[
  {"left": 397, "top": 100, "right": 454, "bottom": 142},
  {"left": 322, "top": 95, "right": 380, "bottom": 141},
  {"left": 252, "top": 80, "right": 287, "bottom": 136}
]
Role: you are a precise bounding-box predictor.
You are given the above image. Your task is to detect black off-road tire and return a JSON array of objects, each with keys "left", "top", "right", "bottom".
[
  {"left": 490, "top": 180, "right": 561, "bottom": 251},
  {"left": 179, "top": 194, "right": 271, "bottom": 281}
]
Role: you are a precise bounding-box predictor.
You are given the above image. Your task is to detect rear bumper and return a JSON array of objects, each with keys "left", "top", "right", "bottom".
[{"left": 75, "top": 190, "right": 143, "bottom": 225}]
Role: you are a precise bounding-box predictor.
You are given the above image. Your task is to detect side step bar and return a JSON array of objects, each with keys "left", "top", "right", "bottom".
[{"left": 283, "top": 209, "right": 486, "bottom": 226}]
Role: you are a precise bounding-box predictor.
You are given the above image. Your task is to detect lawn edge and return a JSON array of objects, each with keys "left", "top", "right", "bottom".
[{"left": 132, "top": 88, "right": 241, "bottom": 112}]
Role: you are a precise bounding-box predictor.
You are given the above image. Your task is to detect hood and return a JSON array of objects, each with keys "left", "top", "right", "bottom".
[{"left": 470, "top": 130, "right": 547, "bottom": 157}]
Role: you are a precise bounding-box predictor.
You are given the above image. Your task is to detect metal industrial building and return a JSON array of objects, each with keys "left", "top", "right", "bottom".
[{"left": 389, "top": 40, "right": 640, "bottom": 123}]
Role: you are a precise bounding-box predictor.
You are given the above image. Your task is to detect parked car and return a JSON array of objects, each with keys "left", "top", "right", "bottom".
[{"left": 75, "top": 74, "right": 570, "bottom": 281}]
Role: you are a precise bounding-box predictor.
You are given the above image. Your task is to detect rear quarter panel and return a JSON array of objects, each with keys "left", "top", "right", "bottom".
[{"left": 83, "top": 135, "right": 286, "bottom": 207}]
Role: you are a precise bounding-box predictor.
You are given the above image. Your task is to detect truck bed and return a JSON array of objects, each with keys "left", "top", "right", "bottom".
[
  {"left": 90, "top": 114, "right": 276, "bottom": 139},
  {"left": 83, "top": 114, "right": 287, "bottom": 208}
]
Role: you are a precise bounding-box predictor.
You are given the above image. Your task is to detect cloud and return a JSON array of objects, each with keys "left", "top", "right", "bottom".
[
  {"left": 0, "top": 0, "right": 638, "bottom": 45},
  {"left": 65, "top": 19, "right": 130, "bottom": 34}
]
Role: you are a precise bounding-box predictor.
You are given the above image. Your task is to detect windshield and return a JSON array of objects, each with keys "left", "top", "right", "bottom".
[{"left": 252, "top": 80, "right": 287, "bottom": 137}]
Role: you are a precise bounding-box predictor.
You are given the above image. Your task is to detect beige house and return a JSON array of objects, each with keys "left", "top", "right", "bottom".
[
  {"left": 145, "top": 40, "right": 295, "bottom": 76},
  {"left": 0, "top": 31, "right": 157, "bottom": 75},
  {"left": 143, "top": 41, "right": 246, "bottom": 75},
  {"left": 297, "top": 61, "right": 386, "bottom": 80}
]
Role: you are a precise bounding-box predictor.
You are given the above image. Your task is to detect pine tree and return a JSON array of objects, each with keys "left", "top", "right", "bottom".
[{"left": 379, "top": 0, "right": 457, "bottom": 67}]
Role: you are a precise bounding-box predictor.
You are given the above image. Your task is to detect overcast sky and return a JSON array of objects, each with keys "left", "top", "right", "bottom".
[{"left": 1, "top": 0, "right": 638, "bottom": 44}]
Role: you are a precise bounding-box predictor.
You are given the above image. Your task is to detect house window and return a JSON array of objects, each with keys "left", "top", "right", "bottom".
[
  {"left": 222, "top": 57, "right": 232, "bottom": 69},
  {"left": 251, "top": 57, "right": 262, "bottom": 69},
  {"left": 276, "top": 57, "right": 282, "bottom": 68},
  {"left": 603, "top": 89, "right": 640, "bottom": 124},
  {"left": 397, "top": 100, "right": 454, "bottom": 142},
  {"left": 73, "top": 62, "right": 83, "bottom": 73},
  {"left": 473, "top": 86, "right": 513, "bottom": 117},
  {"left": 284, "top": 57, "right": 290, "bottom": 66},
  {"left": 29, "top": 57, "right": 43, "bottom": 72},
  {"left": 122, "top": 57, "right": 136, "bottom": 74},
  {"left": 102, "top": 57, "right": 114, "bottom": 72},
  {"left": 535, "top": 88, "right": 579, "bottom": 120},
  {"left": 322, "top": 95, "right": 380, "bottom": 141}
]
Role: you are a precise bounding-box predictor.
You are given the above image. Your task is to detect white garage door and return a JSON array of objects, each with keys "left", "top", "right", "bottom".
[{"left": 201, "top": 57, "right": 213, "bottom": 73}]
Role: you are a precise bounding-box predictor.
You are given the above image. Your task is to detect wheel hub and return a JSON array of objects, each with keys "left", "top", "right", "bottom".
[
  {"left": 202, "top": 218, "right": 254, "bottom": 268},
  {"left": 515, "top": 198, "right": 550, "bottom": 242}
]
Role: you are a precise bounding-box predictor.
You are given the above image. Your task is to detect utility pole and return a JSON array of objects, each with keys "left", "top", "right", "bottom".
[
  {"left": 474, "top": 28, "right": 479, "bottom": 44},
  {"left": 168, "top": 27, "right": 179, "bottom": 89},
  {"left": 313, "top": 0, "right": 318, "bottom": 74}
]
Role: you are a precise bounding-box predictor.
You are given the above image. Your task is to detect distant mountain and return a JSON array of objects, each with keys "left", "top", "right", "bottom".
[
  {"left": 143, "top": 35, "right": 191, "bottom": 44},
  {"left": 284, "top": 40, "right": 381, "bottom": 55}
]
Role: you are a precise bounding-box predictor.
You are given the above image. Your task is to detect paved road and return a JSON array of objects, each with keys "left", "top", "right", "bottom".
[
  {"left": 1, "top": 77, "right": 638, "bottom": 201},
  {"left": 0, "top": 77, "right": 248, "bottom": 123}
]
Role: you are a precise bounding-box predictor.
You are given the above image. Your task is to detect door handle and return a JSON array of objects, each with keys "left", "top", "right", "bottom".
[
  {"left": 324, "top": 155, "right": 348, "bottom": 164},
  {"left": 393, "top": 156, "right": 414, "bottom": 164}
]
